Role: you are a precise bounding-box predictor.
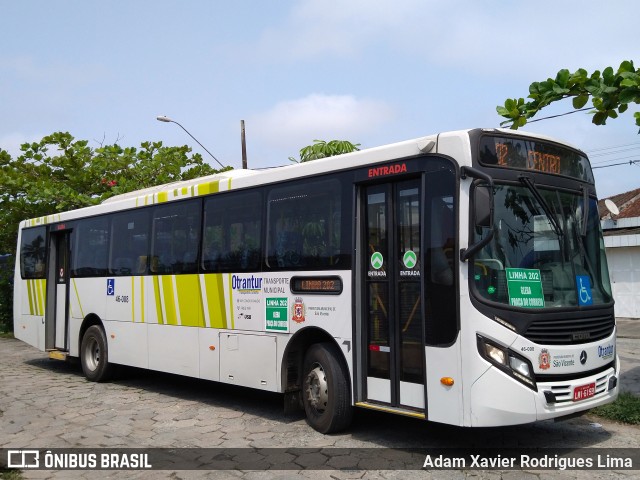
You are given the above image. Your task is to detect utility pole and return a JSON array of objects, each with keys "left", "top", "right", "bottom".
[{"left": 240, "top": 120, "right": 248, "bottom": 169}]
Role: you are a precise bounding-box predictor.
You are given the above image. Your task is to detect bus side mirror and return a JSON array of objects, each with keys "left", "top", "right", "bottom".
[
  {"left": 459, "top": 167, "right": 495, "bottom": 262},
  {"left": 474, "top": 185, "right": 492, "bottom": 230}
]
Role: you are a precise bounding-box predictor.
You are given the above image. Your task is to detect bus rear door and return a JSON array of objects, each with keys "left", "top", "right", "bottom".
[{"left": 45, "top": 231, "right": 70, "bottom": 351}]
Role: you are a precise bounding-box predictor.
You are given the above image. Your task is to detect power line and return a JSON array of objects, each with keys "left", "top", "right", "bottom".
[
  {"left": 592, "top": 159, "right": 640, "bottom": 169},
  {"left": 586, "top": 141, "right": 640, "bottom": 154},
  {"left": 589, "top": 146, "right": 640, "bottom": 159},
  {"left": 592, "top": 154, "right": 640, "bottom": 165},
  {"left": 524, "top": 107, "right": 593, "bottom": 124}
]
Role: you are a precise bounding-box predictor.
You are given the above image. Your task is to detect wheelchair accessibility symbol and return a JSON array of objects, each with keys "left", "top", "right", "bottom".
[{"left": 576, "top": 275, "right": 593, "bottom": 306}]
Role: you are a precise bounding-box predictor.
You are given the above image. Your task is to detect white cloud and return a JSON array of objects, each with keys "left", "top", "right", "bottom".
[
  {"left": 248, "top": 0, "right": 638, "bottom": 80},
  {"left": 248, "top": 93, "right": 394, "bottom": 149},
  {"left": 252, "top": 0, "right": 422, "bottom": 60}
]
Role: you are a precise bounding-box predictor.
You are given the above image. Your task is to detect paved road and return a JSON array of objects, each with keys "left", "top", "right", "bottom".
[{"left": 0, "top": 336, "right": 638, "bottom": 479}]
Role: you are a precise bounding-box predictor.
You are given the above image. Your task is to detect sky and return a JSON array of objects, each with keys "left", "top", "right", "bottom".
[{"left": 1, "top": 0, "right": 639, "bottom": 199}]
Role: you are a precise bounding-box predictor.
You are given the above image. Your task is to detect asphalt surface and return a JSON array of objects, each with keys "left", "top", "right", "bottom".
[{"left": 0, "top": 319, "right": 639, "bottom": 479}]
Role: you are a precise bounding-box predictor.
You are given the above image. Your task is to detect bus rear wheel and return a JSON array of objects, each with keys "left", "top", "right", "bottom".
[
  {"left": 80, "top": 325, "right": 114, "bottom": 382},
  {"left": 302, "top": 342, "right": 352, "bottom": 434}
]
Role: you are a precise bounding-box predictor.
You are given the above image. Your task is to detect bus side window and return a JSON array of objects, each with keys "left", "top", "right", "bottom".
[
  {"left": 20, "top": 226, "right": 47, "bottom": 279},
  {"left": 266, "top": 179, "right": 342, "bottom": 270},
  {"left": 202, "top": 191, "right": 262, "bottom": 273},
  {"left": 429, "top": 198, "right": 453, "bottom": 286},
  {"left": 73, "top": 217, "right": 109, "bottom": 277},
  {"left": 151, "top": 200, "right": 201, "bottom": 275},
  {"left": 109, "top": 209, "right": 150, "bottom": 276},
  {"left": 423, "top": 165, "right": 458, "bottom": 346}
]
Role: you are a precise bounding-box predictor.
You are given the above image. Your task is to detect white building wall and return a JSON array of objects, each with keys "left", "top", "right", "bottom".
[{"left": 607, "top": 246, "right": 640, "bottom": 319}]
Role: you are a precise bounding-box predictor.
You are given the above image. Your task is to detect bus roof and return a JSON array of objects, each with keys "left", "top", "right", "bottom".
[{"left": 19, "top": 128, "right": 584, "bottom": 227}]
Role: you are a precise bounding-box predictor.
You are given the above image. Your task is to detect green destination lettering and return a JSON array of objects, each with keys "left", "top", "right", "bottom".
[{"left": 505, "top": 268, "right": 545, "bottom": 309}]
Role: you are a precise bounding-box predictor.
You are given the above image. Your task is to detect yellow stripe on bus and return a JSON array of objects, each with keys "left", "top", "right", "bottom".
[
  {"left": 140, "top": 276, "right": 145, "bottom": 323},
  {"left": 153, "top": 276, "right": 164, "bottom": 324},
  {"left": 161, "top": 275, "right": 178, "bottom": 325},
  {"left": 38, "top": 280, "right": 46, "bottom": 315},
  {"left": 33, "top": 280, "right": 40, "bottom": 315},
  {"left": 72, "top": 279, "right": 84, "bottom": 318},
  {"left": 228, "top": 273, "right": 234, "bottom": 329},
  {"left": 204, "top": 274, "right": 227, "bottom": 328},
  {"left": 26, "top": 280, "right": 34, "bottom": 315},
  {"left": 131, "top": 276, "right": 135, "bottom": 322},
  {"left": 31, "top": 280, "right": 39, "bottom": 315},
  {"left": 198, "top": 180, "right": 220, "bottom": 196},
  {"left": 175, "top": 275, "right": 204, "bottom": 327}
]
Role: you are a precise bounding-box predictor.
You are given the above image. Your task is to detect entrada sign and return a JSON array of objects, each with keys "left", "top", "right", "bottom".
[{"left": 368, "top": 163, "right": 407, "bottom": 178}]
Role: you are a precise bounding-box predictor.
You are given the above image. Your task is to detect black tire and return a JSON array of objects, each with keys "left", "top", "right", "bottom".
[
  {"left": 80, "top": 325, "right": 114, "bottom": 382},
  {"left": 302, "top": 342, "right": 353, "bottom": 434}
]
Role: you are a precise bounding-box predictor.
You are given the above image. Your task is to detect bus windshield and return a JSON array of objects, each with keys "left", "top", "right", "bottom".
[{"left": 472, "top": 183, "right": 613, "bottom": 308}]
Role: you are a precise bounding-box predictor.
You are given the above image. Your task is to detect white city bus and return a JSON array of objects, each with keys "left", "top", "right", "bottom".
[{"left": 14, "top": 128, "right": 619, "bottom": 433}]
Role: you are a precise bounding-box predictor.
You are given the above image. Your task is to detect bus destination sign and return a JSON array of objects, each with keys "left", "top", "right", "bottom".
[
  {"left": 478, "top": 136, "right": 594, "bottom": 183},
  {"left": 291, "top": 276, "right": 343, "bottom": 294}
]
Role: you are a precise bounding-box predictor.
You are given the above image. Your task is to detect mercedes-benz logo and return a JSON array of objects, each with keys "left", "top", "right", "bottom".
[{"left": 579, "top": 351, "right": 587, "bottom": 365}]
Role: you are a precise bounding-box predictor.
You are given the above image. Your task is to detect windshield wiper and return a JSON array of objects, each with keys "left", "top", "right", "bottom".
[
  {"left": 581, "top": 186, "right": 589, "bottom": 237},
  {"left": 518, "top": 175, "right": 564, "bottom": 237}
]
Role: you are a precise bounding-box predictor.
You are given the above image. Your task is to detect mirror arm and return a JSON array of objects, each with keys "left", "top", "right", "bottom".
[{"left": 460, "top": 167, "right": 495, "bottom": 262}]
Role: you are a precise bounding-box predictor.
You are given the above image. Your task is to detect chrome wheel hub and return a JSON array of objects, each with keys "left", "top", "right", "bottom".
[{"left": 306, "top": 364, "right": 328, "bottom": 412}]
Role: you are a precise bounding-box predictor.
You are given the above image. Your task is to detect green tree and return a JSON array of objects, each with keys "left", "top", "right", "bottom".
[
  {"left": 497, "top": 60, "right": 640, "bottom": 131},
  {"left": 289, "top": 139, "right": 360, "bottom": 163},
  {"left": 0, "top": 255, "right": 13, "bottom": 334},
  {"left": 0, "top": 132, "right": 226, "bottom": 331},
  {"left": 0, "top": 132, "right": 225, "bottom": 254}
]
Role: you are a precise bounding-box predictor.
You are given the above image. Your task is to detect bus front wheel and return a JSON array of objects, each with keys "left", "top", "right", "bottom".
[
  {"left": 302, "top": 342, "right": 352, "bottom": 434},
  {"left": 80, "top": 325, "right": 114, "bottom": 382}
]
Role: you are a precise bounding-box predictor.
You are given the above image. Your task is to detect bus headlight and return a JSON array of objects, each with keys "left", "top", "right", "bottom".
[
  {"left": 484, "top": 343, "right": 507, "bottom": 365},
  {"left": 477, "top": 335, "right": 537, "bottom": 391},
  {"left": 509, "top": 356, "right": 531, "bottom": 377}
]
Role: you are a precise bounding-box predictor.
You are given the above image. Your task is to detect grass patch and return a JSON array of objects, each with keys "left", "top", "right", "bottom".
[
  {"left": 0, "top": 470, "right": 24, "bottom": 480},
  {"left": 591, "top": 391, "right": 640, "bottom": 425},
  {"left": 0, "top": 331, "right": 14, "bottom": 339}
]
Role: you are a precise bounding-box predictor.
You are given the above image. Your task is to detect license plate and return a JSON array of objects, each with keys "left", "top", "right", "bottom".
[{"left": 573, "top": 382, "right": 596, "bottom": 401}]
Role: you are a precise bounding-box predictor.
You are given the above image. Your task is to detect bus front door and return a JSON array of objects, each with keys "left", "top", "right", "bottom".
[
  {"left": 361, "top": 179, "right": 425, "bottom": 412},
  {"left": 45, "top": 232, "right": 70, "bottom": 351}
]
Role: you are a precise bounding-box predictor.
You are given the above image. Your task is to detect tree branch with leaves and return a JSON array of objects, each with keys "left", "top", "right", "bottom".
[
  {"left": 497, "top": 60, "right": 640, "bottom": 132},
  {"left": 289, "top": 139, "right": 361, "bottom": 163},
  {"left": 0, "top": 132, "right": 226, "bottom": 254}
]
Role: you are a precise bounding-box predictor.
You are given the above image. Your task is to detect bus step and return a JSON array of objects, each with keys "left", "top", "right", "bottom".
[
  {"left": 47, "top": 350, "right": 68, "bottom": 361},
  {"left": 355, "top": 402, "right": 426, "bottom": 419}
]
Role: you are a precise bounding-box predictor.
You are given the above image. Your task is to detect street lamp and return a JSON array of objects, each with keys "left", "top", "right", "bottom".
[{"left": 156, "top": 115, "right": 226, "bottom": 169}]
